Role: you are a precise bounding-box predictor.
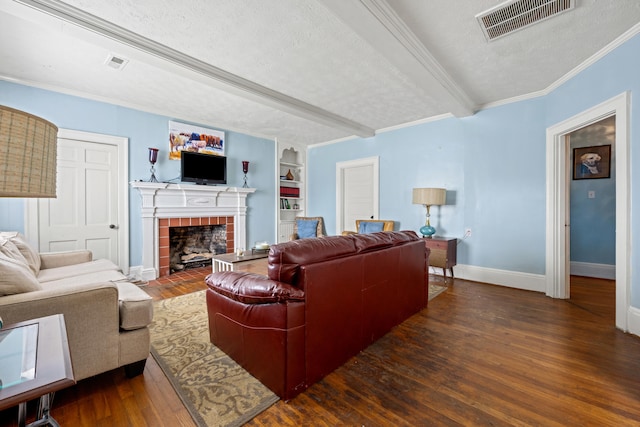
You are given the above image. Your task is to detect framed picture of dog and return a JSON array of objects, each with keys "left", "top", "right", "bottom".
[{"left": 573, "top": 145, "right": 611, "bottom": 180}]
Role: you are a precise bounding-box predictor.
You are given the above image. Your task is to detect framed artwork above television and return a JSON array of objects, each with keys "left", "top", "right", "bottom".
[{"left": 168, "top": 120, "right": 225, "bottom": 160}]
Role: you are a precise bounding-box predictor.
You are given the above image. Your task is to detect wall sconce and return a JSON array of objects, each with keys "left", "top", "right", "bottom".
[
  {"left": 242, "top": 161, "right": 249, "bottom": 188},
  {"left": 0, "top": 105, "right": 58, "bottom": 197},
  {"left": 412, "top": 188, "right": 446, "bottom": 238},
  {"left": 148, "top": 147, "right": 159, "bottom": 182}
]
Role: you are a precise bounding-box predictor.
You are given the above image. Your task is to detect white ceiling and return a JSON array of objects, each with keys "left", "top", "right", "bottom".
[{"left": 1, "top": 0, "right": 640, "bottom": 146}]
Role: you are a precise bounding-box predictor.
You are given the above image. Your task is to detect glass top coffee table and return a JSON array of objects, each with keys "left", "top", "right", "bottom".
[{"left": 0, "top": 314, "right": 75, "bottom": 427}]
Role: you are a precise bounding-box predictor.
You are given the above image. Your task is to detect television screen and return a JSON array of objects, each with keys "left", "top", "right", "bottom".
[{"left": 181, "top": 151, "right": 227, "bottom": 185}]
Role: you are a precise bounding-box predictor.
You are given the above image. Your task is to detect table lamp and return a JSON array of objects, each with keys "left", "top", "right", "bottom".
[
  {"left": 0, "top": 105, "right": 58, "bottom": 198},
  {"left": 412, "top": 188, "right": 446, "bottom": 238}
]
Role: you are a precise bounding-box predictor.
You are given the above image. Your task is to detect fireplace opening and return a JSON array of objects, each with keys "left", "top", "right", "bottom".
[{"left": 169, "top": 224, "right": 227, "bottom": 273}]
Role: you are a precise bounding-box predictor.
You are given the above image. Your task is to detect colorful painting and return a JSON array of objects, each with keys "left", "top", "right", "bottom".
[{"left": 168, "top": 121, "right": 224, "bottom": 160}]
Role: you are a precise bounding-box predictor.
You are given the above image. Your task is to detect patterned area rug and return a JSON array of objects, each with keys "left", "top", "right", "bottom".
[
  {"left": 151, "top": 282, "right": 447, "bottom": 426},
  {"left": 429, "top": 283, "right": 447, "bottom": 300},
  {"left": 150, "top": 291, "right": 278, "bottom": 427}
]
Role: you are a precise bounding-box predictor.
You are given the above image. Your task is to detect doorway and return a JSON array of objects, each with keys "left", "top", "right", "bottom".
[
  {"left": 568, "top": 116, "right": 616, "bottom": 281},
  {"left": 336, "top": 156, "right": 379, "bottom": 234},
  {"left": 25, "top": 129, "right": 130, "bottom": 271},
  {"left": 545, "top": 92, "right": 630, "bottom": 331}
]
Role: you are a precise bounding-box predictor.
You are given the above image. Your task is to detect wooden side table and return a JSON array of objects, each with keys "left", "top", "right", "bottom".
[{"left": 423, "top": 236, "right": 457, "bottom": 281}]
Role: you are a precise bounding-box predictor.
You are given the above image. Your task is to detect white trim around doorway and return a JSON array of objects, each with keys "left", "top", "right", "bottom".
[{"left": 545, "top": 92, "right": 630, "bottom": 332}]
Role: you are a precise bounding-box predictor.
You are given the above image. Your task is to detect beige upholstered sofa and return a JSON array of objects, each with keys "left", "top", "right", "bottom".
[{"left": 0, "top": 232, "right": 153, "bottom": 381}]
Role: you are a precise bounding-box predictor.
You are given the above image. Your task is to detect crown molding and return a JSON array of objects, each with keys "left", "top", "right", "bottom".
[
  {"left": 0, "top": 73, "right": 281, "bottom": 143},
  {"left": 360, "top": 0, "right": 476, "bottom": 115},
  {"left": 546, "top": 22, "right": 640, "bottom": 94},
  {"left": 319, "top": 0, "right": 476, "bottom": 118},
  {"left": 12, "top": 0, "right": 375, "bottom": 138}
]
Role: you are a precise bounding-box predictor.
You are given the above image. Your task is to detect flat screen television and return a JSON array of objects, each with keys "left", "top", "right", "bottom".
[{"left": 180, "top": 151, "right": 227, "bottom": 185}]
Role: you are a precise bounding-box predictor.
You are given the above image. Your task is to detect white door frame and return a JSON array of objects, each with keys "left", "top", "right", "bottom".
[
  {"left": 25, "top": 129, "right": 130, "bottom": 272},
  {"left": 545, "top": 92, "right": 630, "bottom": 331},
  {"left": 336, "top": 156, "right": 379, "bottom": 234}
]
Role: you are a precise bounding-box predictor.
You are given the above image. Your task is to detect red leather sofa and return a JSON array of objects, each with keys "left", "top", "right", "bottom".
[{"left": 205, "top": 230, "right": 429, "bottom": 400}]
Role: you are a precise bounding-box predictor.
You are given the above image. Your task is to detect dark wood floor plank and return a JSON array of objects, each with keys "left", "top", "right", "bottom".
[{"left": 2, "top": 266, "right": 640, "bottom": 426}]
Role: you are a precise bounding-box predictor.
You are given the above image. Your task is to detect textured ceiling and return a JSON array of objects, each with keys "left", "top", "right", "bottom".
[{"left": 1, "top": 0, "right": 639, "bottom": 146}]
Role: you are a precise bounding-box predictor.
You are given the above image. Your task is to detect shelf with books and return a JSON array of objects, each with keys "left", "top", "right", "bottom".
[{"left": 278, "top": 145, "right": 305, "bottom": 243}]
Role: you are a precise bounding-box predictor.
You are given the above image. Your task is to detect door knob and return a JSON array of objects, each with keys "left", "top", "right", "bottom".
[{"left": 109, "top": 224, "right": 117, "bottom": 229}]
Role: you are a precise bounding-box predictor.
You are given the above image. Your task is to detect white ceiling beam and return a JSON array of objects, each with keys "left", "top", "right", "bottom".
[
  {"left": 10, "top": 0, "right": 376, "bottom": 138},
  {"left": 318, "top": 0, "right": 476, "bottom": 118}
]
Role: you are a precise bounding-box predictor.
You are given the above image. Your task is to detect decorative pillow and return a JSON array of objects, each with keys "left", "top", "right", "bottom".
[
  {"left": 358, "top": 221, "right": 385, "bottom": 234},
  {"left": 0, "top": 238, "right": 42, "bottom": 296},
  {"left": 296, "top": 219, "right": 319, "bottom": 239},
  {"left": 0, "top": 232, "right": 41, "bottom": 274}
]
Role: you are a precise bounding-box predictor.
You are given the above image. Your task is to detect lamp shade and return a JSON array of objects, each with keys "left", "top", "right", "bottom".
[
  {"left": 412, "top": 188, "right": 446, "bottom": 206},
  {"left": 0, "top": 105, "right": 58, "bottom": 197}
]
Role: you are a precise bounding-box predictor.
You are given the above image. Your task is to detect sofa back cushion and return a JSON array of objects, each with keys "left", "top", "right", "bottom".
[
  {"left": 352, "top": 230, "right": 417, "bottom": 253},
  {"left": 268, "top": 235, "right": 357, "bottom": 284},
  {"left": 268, "top": 231, "right": 420, "bottom": 285},
  {"left": 0, "top": 232, "right": 41, "bottom": 274},
  {"left": 0, "top": 238, "right": 42, "bottom": 296}
]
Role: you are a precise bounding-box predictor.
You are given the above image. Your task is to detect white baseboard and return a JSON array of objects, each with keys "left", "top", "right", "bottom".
[
  {"left": 129, "top": 265, "right": 157, "bottom": 281},
  {"left": 570, "top": 261, "right": 615, "bottom": 280},
  {"left": 452, "top": 264, "right": 546, "bottom": 293},
  {"left": 627, "top": 306, "right": 640, "bottom": 337}
]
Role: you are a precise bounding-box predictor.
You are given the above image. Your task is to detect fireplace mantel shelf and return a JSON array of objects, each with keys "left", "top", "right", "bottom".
[
  {"left": 131, "top": 182, "right": 256, "bottom": 279},
  {"left": 130, "top": 181, "right": 256, "bottom": 192}
]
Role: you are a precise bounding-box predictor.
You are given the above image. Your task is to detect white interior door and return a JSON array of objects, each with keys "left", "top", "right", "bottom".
[
  {"left": 26, "top": 129, "right": 129, "bottom": 271},
  {"left": 336, "top": 157, "right": 379, "bottom": 234}
]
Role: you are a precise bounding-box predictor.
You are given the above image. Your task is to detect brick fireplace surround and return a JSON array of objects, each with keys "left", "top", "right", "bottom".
[
  {"left": 131, "top": 182, "right": 255, "bottom": 280},
  {"left": 159, "top": 216, "right": 234, "bottom": 277}
]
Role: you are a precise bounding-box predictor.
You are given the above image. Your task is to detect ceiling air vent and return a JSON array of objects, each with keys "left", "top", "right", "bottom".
[
  {"left": 105, "top": 54, "right": 129, "bottom": 70},
  {"left": 477, "top": 0, "right": 575, "bottom": 42}
]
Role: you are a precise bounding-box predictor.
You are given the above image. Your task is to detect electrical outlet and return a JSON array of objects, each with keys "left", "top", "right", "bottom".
[{"left": 464, "top": 228, "right": 472, "bottom": 237}]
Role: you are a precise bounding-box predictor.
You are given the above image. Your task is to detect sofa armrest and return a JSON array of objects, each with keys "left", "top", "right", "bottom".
[
  {"left": 205, "top": 271, "right": 304, "bottom": 304},
  {"left": 40, "top": 250, "right": 93, "bottom": 269},
  {"left": 0, "top": 282, "right": 121, "bottom": 381}
]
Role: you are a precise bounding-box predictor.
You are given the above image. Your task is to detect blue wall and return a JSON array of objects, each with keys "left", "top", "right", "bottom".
[
  {"left": 0, "top": 81, "right": 276, "bottom": 266},
  {"left": 2, "top": 32, "right": 639, "bottom": 306},
  {"left": 309, "top": 33, "right": 640, "bottom": 305}
]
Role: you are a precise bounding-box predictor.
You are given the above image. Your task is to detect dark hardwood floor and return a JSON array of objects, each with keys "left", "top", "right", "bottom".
[{"left": 2, "top": 266, "right": 639, "bottom": 426}]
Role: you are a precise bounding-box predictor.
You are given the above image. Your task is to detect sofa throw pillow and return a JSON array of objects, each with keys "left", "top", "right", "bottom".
[
  {"left": 297, "top": 219, "right": 319, "bottom": 239},
  {"left": 358, "top": 221, "right": 385, "bottom": 234},
  {"left": 0, "top": 232, "right": 41, "bottom": 274},
  {"left": 0, "top": 238, "right": 42, "bottom": 296}
]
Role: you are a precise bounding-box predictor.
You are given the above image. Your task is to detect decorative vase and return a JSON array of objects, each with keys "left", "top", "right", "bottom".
[{"left": 286, "top": 169, "right": 294, "bottom": 180}]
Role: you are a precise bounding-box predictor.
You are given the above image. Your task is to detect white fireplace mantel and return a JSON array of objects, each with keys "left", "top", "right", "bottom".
[{"left": 131, "top": 182, "right": 256, "bottom": 279}]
